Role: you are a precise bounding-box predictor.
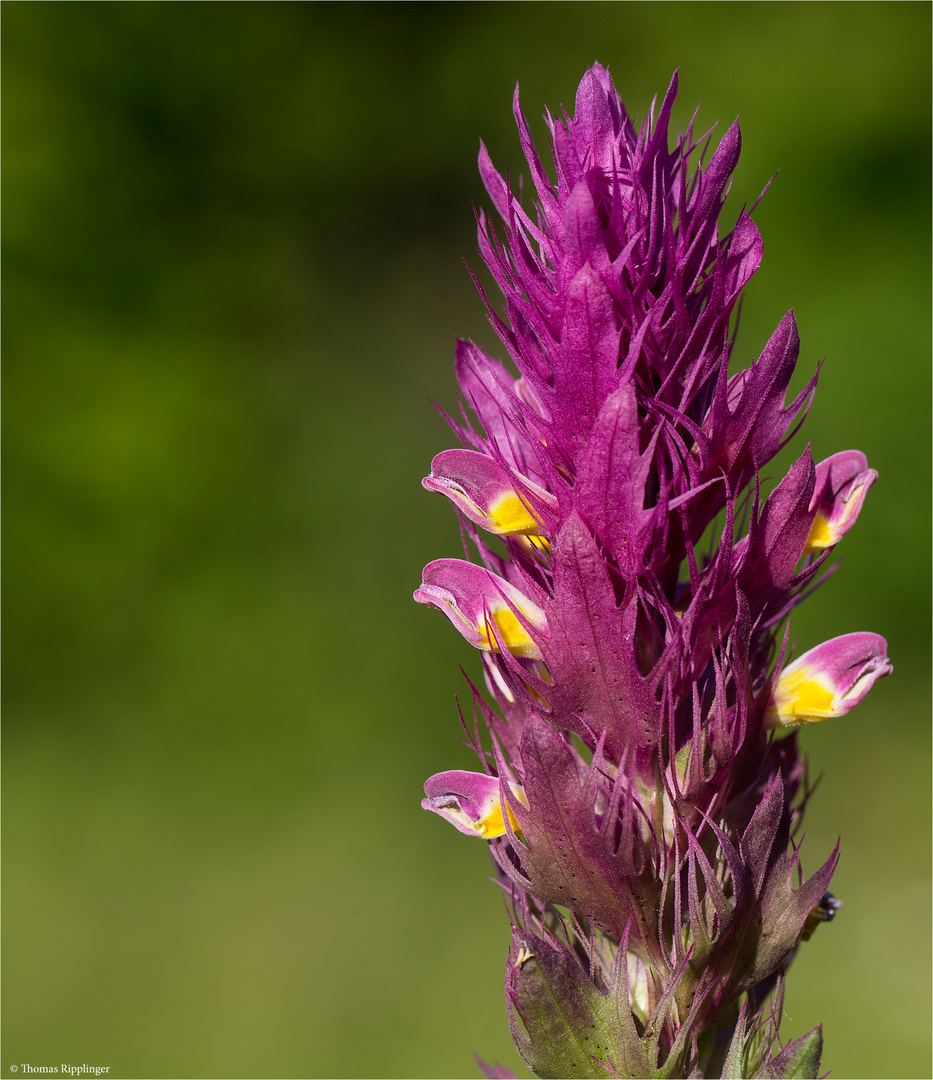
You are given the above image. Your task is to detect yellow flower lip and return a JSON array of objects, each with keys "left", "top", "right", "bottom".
[
  {"left": 487, "top": 490, "right": 542, "bottom": 535},
  {"left": 765, "top": 668, "right": 835, "bottom": 726},
  {"left": 478, "top": 606, "right": 542, "bottom": 659}
]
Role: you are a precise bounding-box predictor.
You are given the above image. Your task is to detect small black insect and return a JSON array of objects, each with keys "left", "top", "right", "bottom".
[{"left": 800, "top": 890, "right": 843, "bottom": 942}]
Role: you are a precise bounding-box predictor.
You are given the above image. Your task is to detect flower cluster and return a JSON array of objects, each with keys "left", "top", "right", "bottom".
[{"left": 416, "top": 65, "right": 890, "bottom": 1079}]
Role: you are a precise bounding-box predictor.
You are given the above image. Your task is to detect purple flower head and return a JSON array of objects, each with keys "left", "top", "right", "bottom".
[{"left": 416, "top": 64, "right": 890, "bottom": 1078}]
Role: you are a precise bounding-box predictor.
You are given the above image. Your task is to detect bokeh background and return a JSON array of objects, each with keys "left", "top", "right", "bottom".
[{"left": 4, "top": 3, "right": 930, "bottom": 1078}]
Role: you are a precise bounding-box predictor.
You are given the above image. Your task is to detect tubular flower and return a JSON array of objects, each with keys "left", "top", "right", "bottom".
[
  {"left": 423, "top": 449, "right": 557, "bottom": 536},
  {"left": 415, "top": 64, "right": 891, "bottom": 1080},
  {"left": 764, "top": 632, "right": 893, "bottom": 728},
  {"left": 414, "top": 559, "right": 547, "bottom": 659},
  {"left": 804, "top": 450, "right": 878, "bottom": 552},
  {"left": 422, "top": 770, "right": 529, "bottom": 838}
]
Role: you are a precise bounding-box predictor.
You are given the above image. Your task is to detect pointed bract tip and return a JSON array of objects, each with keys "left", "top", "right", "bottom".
[
  {"left": 474, "top": 1056, "right": 518, "bottom": 1080},
  {"left": 765, "top": 632, "right": 892, "bottom": 728}
]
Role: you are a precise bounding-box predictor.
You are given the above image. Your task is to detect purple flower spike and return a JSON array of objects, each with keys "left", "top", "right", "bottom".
[
  {"left": 415, "top": 64, "right": 890, "bottom": 1079},
  {"left": 765, "top": 632, "right": 892, "bottom": 728}
]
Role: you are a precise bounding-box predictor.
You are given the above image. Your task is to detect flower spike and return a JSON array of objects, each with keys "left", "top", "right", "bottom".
[
  {"left": 415, "top": 63, "right": 889, "bottom": 1078},
  {"left": 765, "top": 632, "right": 892, "bottom": 728}
]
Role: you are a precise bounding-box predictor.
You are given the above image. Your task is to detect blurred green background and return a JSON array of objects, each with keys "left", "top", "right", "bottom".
[{"left": 3, "top": 3, "right": 930, "bottom": 1077}]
